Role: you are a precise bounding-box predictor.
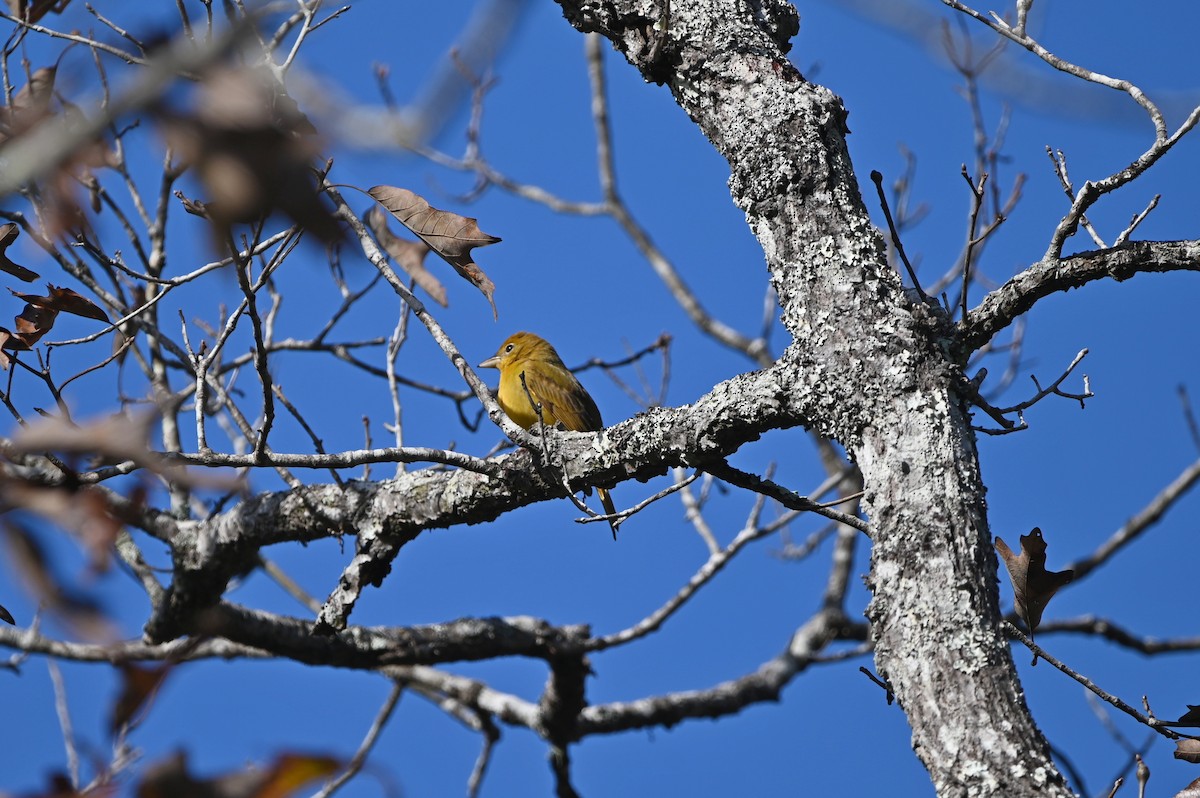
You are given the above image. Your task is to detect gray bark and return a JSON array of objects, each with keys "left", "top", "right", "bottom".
[{"left": 553, "top": 1, "right": 1070, "bottom": 795}]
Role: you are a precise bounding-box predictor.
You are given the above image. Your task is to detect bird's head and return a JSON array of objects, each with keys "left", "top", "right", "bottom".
[{"left": 478, "top": 331, "right": 562, "bottom": 370}]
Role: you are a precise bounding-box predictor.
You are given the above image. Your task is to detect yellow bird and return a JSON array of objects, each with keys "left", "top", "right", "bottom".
[{"left": 479, "top": 332, "right": 619, "bottom": 538}]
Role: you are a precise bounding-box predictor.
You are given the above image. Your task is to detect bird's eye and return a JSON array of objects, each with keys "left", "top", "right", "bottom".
[{"left": 504, "top": 344, "right": 514, "bottom": 353}]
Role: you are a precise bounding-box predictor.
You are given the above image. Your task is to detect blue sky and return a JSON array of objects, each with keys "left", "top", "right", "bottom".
[{"left": 3, "top": 1, "right": 1200, "bottom": 796}]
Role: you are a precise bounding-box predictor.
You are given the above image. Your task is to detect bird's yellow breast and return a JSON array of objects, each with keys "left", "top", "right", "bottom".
[{"left": 496, "top": 367, "right": 554, "bottom": 428}]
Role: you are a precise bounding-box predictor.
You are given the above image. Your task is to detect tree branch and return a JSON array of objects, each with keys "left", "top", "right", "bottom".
[
  {"left": 960, "top": 240, "right": 1200, "bottom": 354},
  {"left": 577, "top": 609, "right": 840, "bottom": 734},
  {"left": 144, "top": 361, "right": 811, "bottom": 642},
  {"left": 205, "top": 603, "right": 590, "bottom": 669}
]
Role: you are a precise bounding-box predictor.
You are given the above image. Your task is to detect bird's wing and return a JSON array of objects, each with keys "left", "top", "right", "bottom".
[{"left": 524, "top": 367, "right": 603, "bottom": 432}]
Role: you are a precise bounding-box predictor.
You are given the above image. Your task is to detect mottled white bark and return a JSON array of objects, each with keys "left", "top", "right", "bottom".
[{"left": 554, "top": 1, "right": 1070, "bottom": 794}]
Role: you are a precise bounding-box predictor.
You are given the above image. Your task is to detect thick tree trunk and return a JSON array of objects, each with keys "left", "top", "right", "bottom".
[{"left": 555, "top": 1, "right": 1071, "bottom": 795}]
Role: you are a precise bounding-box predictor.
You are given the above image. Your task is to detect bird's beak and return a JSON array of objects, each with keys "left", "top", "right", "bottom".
[{"left": 478, "top": 356, "right": 500, "bottom": 369}]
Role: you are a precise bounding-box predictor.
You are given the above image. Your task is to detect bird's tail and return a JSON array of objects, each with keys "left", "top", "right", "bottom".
[{"left": 598, "top": 488, "right": 618, "bottom": 540}]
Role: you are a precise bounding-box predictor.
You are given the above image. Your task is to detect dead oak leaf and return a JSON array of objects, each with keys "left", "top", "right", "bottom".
[
  {"left": 1177, "top": 740, "right": 1200, "bottom": 764},
  {"left": 10, "top": 301, "right": 57, "bottom": 348},
  {"left": 995, "top": 527, "right": 1073, "bottom": 641},
  {"left": 0, "top": 330, "right": 15, "bottom": 367},
  {"left": 0, "top": 285, "right": 112, "bottom": 363},
  {"left": 365, "top": 205, "right": 446, "bottom": 306},
  {"left": 368, "top": 185, "right": 500, "bottom": 318},
  {"left": 12, "top": 410, "right": 156, "bottom": 467},
  {"left": 6, "top": 0, "right": 73, "bottom": 25},
  {"left": 12, "top": 284, "right": 110, "bottom": 322},
  {"left": 252, "top": 753, "right": 342, "bottom": 798},
  {"left": 1, "top": 66, "right": 56, "bottom": 135},
  {"left": 11, "top": 411, "right": 242, "bottom": 493},
  {"left": 1161, "top": 705, "right": 1200, "bottom": 728},
  {"left": 1, "top": 68, "right": 111, "bottom": 238},
  {"left": 160, "top": 68, "right": 340, "bottom": 247},
  {"left": 60, "top": 99, "right": 120, "bottom": 171},
  {"left": 2, "top": 481, "right": 124, "bottom": 574},
  {"left": 2, "top": 291, "right": 90, "bottom": 354},
  {"left": 136, "top": 750, "right": 341, "bottom": 798},
  {"left": 0, "top": 223, "right": 38, "bottom": 281},
  {"left": 2, "top": 521, "right": 118, "bottom": 643},
  {"left": 367, "top": 186, "right": 500, "bottom": 259},
  {"left": 110, "top": 662, "right": 174, "bottom": 734}
]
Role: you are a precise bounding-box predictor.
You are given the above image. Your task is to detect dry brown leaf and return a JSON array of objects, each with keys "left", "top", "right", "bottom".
[
  {"left": 5, "top": 66, "right": 57, "bottom": 125},
  {"left": 367, "top": 186, "right": 502, "bottom": 259},
  {"left": 6, "top": 0, "right": 72, "bottom": 24},
  {"left": 13, "top": 411, "right": 155, "bottom": 464},
  {"left": 0, "top": 331, "right": 13, "bottom": 368},
  {"left": 251, "top": 753, "right": 342, "bottom": 798},
  {"left": 1175, "top": 775, "right": 1200, "bottom": 797},
  {"left": 11, "top": 412, "right": 243, "bottom": 493},
  {"left": 365, "top": 205, "right": 446, "bottom": 306},
  {"left": 368, "top": 185, "right": 500, "bottom": 318},
  {"left": 13, "top": 284, "right": 110, "bottom": 322},
  {"left": 0, "top": 223, "right": 38, "bottom": 281},
  {"left": 1174, "top": 705, "right": 1200, "bottom": 727},
  {"left": 2, "top": 522, "right": 117, "bottom": 642},
  {"left": 60, "top": 99, "right": 120, "bottom": 171},
  {"left": 995, "top": 527, "right": 1074, "bottom": 651},
  {"left": 3, "top": 481, "right": 123, "bottom": 573},
  {"left": 110, "top": 662, "right": 174, "bottom": 734},
  {"left": 0, "top": 600, "right": 13, "bottom": 624},
  {"left": 11, "top": 300, "right": 58, "bottom": 347},
  {"left": 1177, "top": 740, "right": 1200, "bottom": 764},
  {"left": 0, "top": 325, "right": 30, "bottom": 350},
  {"left": 84, "top": 168, "right": 102, "bottom": 212},
  {"left": 1, "top": 69, "right": 78, "bottom": 240},
  {"left": 160, "top": 68, "right": 340, "bottom": 246},
  {"left": 0, "top": 278, "right": 111, "bottom": 353},
  {"left": 449, "top": 258, "right": 498, "bottom": 320},
  {"left": 135, "top": 752, "right": 210, "bottom": 798},
  {"left": 135, "top": 751, "right": 341, "bottom": 798},
  {"left": 40, "top": 174, "right": 91, "bottom": 238},
  {"left": 0, "top": 68, "right": 117, "bottom": 237},
  {"left": 50, "top": 284, "right": 109, "bottom": 321}
]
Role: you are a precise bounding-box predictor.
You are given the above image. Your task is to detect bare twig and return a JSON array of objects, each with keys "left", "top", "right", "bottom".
[
  {"left": 1179, "top": 385, "right": 1200, "bottom": 453},
  {"left": 1114, "top": 194, "right": 1159, "bottom": 246},
  {"left": 1003, "top": 622, "right": 1179, "bottom": 740},
  {"left": 311, "top": 681, "right": 404, "bottom": 798},
  {"left": 1045, "top": 147, "right": 1105, "bottom": 249},
  {"left": 467, "top": 712, "right": 500, "bottom": 798},
  {"left": 678, "top": 468, "right": 720, "bottom": 554},
  {"left": 959, "top": 166, "right": 987, "bottom": 320},
  {"left": 942, "top": 0, "right": 1200, "bottom": 259},
  {"left": 1064, "top": 455, "right": 1200, "bottom": 583},
  {"left": 869, "top": 169, "right": 925, "bottom": 299},
  {"left": 589, "top": 507, "right": 787, "bottom": 651},
  {"left": 962, "top": 241, "right": 1200, "bottom": 355},
  {"left": 993, "top": 348, "right": 1091, "bottom": 414},
  {"left": 47, "top": 660, "right": 80, "bottom": 788},
  {"left": 579, "top": 469, "right": 697, "bottom": 528},
  {"left": 704, "top": 461, "right": 870, "bottom": 535}
]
